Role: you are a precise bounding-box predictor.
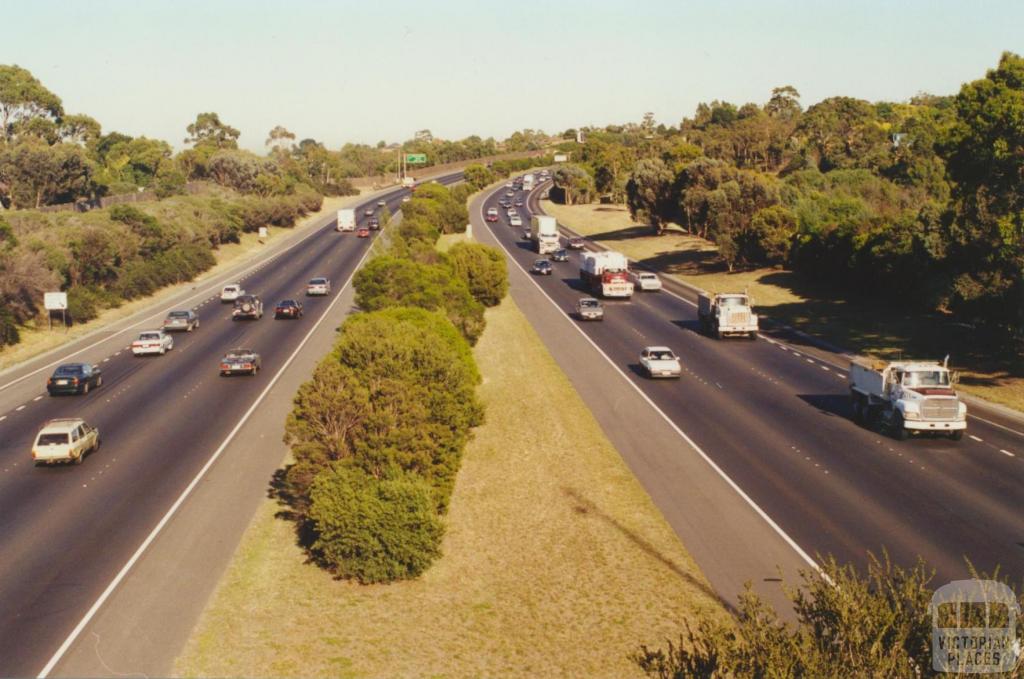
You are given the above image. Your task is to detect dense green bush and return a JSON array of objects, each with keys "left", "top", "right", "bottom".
[
  {"left": 445, "top": 242, "right": 508, "bottom": 307},
  {"left": 309, "top": 464, "right": 444, "bottom": 583},
  {"left": 0, "top": 308, "right": 19, "bottom": 347},
  {"left": 354, "top": 256, "right": 485, "bottom": 344}
]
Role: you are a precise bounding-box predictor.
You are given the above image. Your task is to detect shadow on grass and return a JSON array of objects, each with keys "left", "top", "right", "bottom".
[
  {"left": 561, "top": 486, "right": 738, "bottom": 616},
  {"left": 269, "top": 465, "right": 321, "bottom": 561}
]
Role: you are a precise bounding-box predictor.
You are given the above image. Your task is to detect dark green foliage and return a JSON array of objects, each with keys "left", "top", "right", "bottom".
[
  {"left": 308, "top": 465, "right": 444, "bottom": 583},
  {"left": 445, "top": 242, "right": 508, "bottom": 306},
  {"left": 633, "top": 555, "right": 1021, "bottom": 679},
  {"left": 0, "top": 308, "right": 19, "bottom": 347},
  {"left": 463, "top": 163, "right": 495, "bottom": 189},
  {"left": 354, "top": 256, "right": 485, "bottom": 344}
]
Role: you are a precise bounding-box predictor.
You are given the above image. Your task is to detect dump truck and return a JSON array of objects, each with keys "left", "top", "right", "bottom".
[
  {"left": 697, "top": 291, "right": 758, "bottom": 339},
  {"left": 580, "top": 251, "right": 633, "bottom": 298},
  {"left": 848, "top": 357, "right": 967, "bottom": 440},
  {"left": 531, "top": 215, "right": 559, "bottom": 254},
  {"left": 335, "top": 208, "right": 356, "bottom": 232}
]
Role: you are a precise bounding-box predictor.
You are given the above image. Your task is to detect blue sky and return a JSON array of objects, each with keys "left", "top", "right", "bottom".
[{"left": 4, "top": 0, "right": 1023, "bottom": 151}]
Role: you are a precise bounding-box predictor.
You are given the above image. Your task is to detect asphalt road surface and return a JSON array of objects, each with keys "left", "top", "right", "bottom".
[
  {"left": 475, "top": 177, "right": 1024, "bottom": 601},
  {"left": 0, "top": 176, "right": 459, "bottom": 677}
]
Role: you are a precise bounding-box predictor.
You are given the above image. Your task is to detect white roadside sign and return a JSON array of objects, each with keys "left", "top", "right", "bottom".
[{"left": 44, "top": 292, "right": 68, "bottom": 311}]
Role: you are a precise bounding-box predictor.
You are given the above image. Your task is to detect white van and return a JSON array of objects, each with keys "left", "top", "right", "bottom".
[{"left": 220, "top": 283, "right": 244, "bottom": 302}]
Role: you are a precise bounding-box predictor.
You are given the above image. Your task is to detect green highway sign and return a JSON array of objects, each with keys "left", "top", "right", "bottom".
[{"left": 405, "top": 153, "right": 427, "bottom": 164}]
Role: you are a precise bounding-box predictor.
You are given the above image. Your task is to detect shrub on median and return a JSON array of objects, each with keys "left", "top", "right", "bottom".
[{"left": 445, "top": 242, "right": 508, "bottom": 307}]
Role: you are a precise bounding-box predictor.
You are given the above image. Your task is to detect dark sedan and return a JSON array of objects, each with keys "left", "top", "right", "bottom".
[
  {"left": 531, "top": 259, "right": 553, "bottom": 276},
  {"left": 47, "top": 363, "right": 103, "bottom": 396},
  {"left": 274, "top": 299, "right": 304, "bottom": 319}
]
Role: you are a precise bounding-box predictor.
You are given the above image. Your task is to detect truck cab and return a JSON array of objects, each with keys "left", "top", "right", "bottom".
[{"left": 697, "top": 292, "right": 758, "bottom": 339}]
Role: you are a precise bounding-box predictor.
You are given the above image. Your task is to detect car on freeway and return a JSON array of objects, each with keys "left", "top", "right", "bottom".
[
  {"left": 486, "top": 207, "right": 499, "bottom": 222},
  {"left": 307, "top": 277, "right": 331, "bottom": 296},
  {"left": 551, "top": 249, "right": 569, "bottom": 262},
  {"left": 368, "top": 217, "right": 380, "bottom": 230},
  {"left": 47, "top": 363, "right": 103, "bottom": 396},
  {"left": 523, "top": 229, "right": 532, "bottom": 240},
  {"left": 32, "top": 418, "right": 100, "bottom": 466},
  {"left": 514, "top": 199, "right": 524, "bottom": 207},
  {"left": 575, "top": 297, "right": 604, "bottom": 321},
  {"left": 219, "top": 348, "right": 262, "bottom": 376},
  {"left": 531, "top": 259, "right": 553, "bottom": 275},
  {"left": 631, "top": 271, "right": 662, "bottom": 291},
  {"left": 232, "top": 295, "right": 264, "bottom": 320},
  {"left": 357, "top": 226, "right": 370, "bottom": 238},
  {"left": 220, "top": 283, "right": 244, "bottom": 302},
  {"left": 364, "top": 207, "right": 375, "bottom": 216},
  {"left": 376, "top": 199, "right": 386, "bottom": 207},
  {"left": 567, "top": 236, "right": 586, "bottom": 250},
  {"left": 162, "top": 309, "right": 200, "bottom": 332},
  {"left": 274, "top": 299, "right": 303, "bottom": 319},
  {"left": 505, "top": 182, "right": 513, "bottom": 188},
  {"left": 132, "top": 330, "right": 173, "bottom": 356},
  {"left": 510, "top": 215, "right": 523, "bottom": 227},
  {"left": 639, "top": 346, "right": 682, "bottom": 379},
  {"left": 505, "top": 190, "right": 515, "bottom": 197},
  {"left": 401, "top": 196, "right": 411, "bottom": 203}
]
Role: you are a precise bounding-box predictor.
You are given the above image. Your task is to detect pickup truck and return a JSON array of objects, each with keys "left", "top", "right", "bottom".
[{"left": 219, "top": 348, "right": 262, "bottom": 376}]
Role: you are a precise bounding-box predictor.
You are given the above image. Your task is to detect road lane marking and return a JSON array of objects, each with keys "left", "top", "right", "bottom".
[
  {"left": 821, "top": 366, "right": 830, "bottom": 371},
  {"left": 806, "top": 358, "right": 815, "bottom": 364},
  {"left": 1000, "top": 449, "right": 1015, "bottom": 457},
  {"left": 33, "top": 396, "right": 43, "bottom": 401},
  {"left": 37, "top": 223, "right": 380, "bottom": 679},
  {"left": 969, "top": 435, "right": 983, "bottom": 442},
  {"left": 0, "top": 415, "right": 6, "bottom": 421},
  {"left": 15, "top": 405, "right": 25, "bottom": 411},
  {"left": 476, "top": 195, "right": 828, "bottom": 583}
]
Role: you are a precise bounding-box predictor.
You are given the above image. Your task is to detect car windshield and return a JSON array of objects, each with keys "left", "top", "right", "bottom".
[
  {"left": 903, "top": 370, "right": 950, "bottom": 387},
  {"left": 310, "top": 279, "right": 326, "bottom": 285},
  {"left": 580, "top": 300, "right": 597, "bottom": 308},
  {"left": 139, "top": 333, "right": 161, "bottom": 341},
  {"left": 720, "top": 296, "right": 747, "bottom": 307},
  {"left": 279, "top": 300, "right": 296, "bottom": 307},
  {"left": 227, "top": 350, "right": 253, "bottom": 358},
  {"left": 168, "top": 311, "right": 189, "bottom": 318},
  {"left": 235, "top": 296, "right": 254, "bottom": 305},
  {"left": 651, "top": 351, "right": 676, "bottom": 361},
  {"left": 223, "top": 286, "right": 238, "bottom": 292},
  {"left": 37, "top": 433, "right": 69, "bottom": 445},
  {"left": 54, "top": 365, "right": 85, "bottom": 376}
]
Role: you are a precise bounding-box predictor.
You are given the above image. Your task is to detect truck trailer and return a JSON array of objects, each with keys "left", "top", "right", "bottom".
[
  {"left": 336, "top": 208, "right": 356, "bottom": 232},
  {"left": 580, "top": 251, "right": 634, "bottom": 298},
  {"left": 531, "top": 215, "right": 559, "bottom": 254}
]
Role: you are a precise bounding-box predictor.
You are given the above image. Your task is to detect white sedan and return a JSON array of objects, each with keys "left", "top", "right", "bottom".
[
  {"left": 132, "top": 330, "right": 174, "bottom": 356},
  {"left": 639, "top": 346, "right": 681, "bottom": 378},
  {"left": 632, "top": 271, "right": 663, "bottom": 291}
]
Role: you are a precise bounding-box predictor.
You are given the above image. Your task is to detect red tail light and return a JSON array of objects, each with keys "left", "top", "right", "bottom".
[{"left": 220, "top": 363, "right": 230, "bottom": 370}]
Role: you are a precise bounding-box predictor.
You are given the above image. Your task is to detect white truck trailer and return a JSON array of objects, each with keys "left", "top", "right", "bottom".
[
  {"left": 522, "top": 173, "right": 535, "bottom": 191},
  {"left": 697, "top": 291, "right": 759, "bottom": 339},
  {"left": 531, "top": 215, "right": 559, "bottom": 254},
  {"left": 848, "top": 358, "right": 967, "bottom": 440},
  {"left": 580, "top": 251, "right": 634, "bottom": 298},
  {"left": 335, "top": 208, "right": 356, "bottom": 232}
]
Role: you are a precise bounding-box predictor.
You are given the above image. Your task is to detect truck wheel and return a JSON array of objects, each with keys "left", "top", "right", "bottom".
[
  {"left": 73, "top": 452, "right": 83, "bottom": 465},
  {"left": 851, "top": 397, "right": 864, "bottom": 425},
  {"left": 892, "top": 413, "right": 909, "bottom": 441},
  {"left": 749, "top": 332, "right": 758, "bottom": 340},
  {"left": 949, "top": 430, "right": 964, "bottom": 441}
]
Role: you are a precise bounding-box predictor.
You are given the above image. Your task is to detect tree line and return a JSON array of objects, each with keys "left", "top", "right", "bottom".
[
  {"left": 277, "top": 182, "right": 510, "bottom": 582},
  {"left": 549, "top": 52, "right": 1024, "bottom": 336}
]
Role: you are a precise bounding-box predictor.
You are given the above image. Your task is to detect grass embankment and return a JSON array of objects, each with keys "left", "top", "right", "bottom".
[
  {"left": 0, "top": 195, "right": 354, "bottom": 373},
  {"left": 541, "top": 200, "right": 1024, "bottom": 412},
  {"left": 175, "top": 299, "right": 724, "bottom": 678}
]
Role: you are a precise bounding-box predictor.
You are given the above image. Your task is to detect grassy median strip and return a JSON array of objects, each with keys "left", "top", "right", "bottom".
[
  {"left": 541, "top": 200, "right": 1024, "bottom": 412},
  {"left": 175, "top": 298, "right": 724, "bottom": 678}
]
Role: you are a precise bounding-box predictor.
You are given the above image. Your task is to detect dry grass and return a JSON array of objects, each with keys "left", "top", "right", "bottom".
[
  {"left": 0, "top": 196, "right": 355, "bottom": 373},
  {"left": 541, "top": 201, "right": 1024, "bottom": 412},
  {"left": 175, "top": 300, "right": 725, "bottom": 679}
]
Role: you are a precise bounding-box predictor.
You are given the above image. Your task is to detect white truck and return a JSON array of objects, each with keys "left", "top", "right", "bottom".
[
  {"left": 531, "top": 215, "right": 559, "bottom": 254},
  {"left": 401, "top": 176, "right": 416, "bottom": 189},
  {"left": 522, "top": 173, "right": 535, "bottom": 191},
  {"left": 580, "top": 251, "right": 634, "bottom": 298},
  {"left": 697, "top": 291, "right": 758, "bottom": 339},
  {"left": 848, "top": 358, "right": 967, "bottom": 441},
  {"left": 336, "top": 208, "right": 356, "bottom": 232}
]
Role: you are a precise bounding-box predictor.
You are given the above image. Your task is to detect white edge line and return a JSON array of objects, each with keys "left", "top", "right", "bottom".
[
  {"left": 999, "top": 449, "right": 1014, "bottom": 457},
  {"left": 37, "top": 241, "right": 376, "bottom": 678},
  {"left": 478, "top": 191, "right": 827, "bottom": 582}
]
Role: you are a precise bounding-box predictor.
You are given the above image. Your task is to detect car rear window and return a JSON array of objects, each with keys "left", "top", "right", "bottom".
[
  {"left": 139, "top": 333, "right": 161, "bottom": 341},
  {"left": 169, "top": 311, "right": 190, "bottom": 318},
  {"left": 37, "top": 433, "right": 69, "bottom": 445},
  {"left": 54, "top": 365, "right": 84, "bottom": 376}
]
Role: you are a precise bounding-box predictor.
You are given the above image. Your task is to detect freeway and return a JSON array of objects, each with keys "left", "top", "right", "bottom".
[
  {"left": 0, "top": 176, "right": 459, "bottom": 677},
  {"left": 476, "top": 177, "right": 1024, "bottom": 601}
]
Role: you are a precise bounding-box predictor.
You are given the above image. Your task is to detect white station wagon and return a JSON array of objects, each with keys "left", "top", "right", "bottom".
[
  {"left": 220, "top": 283, "right": 244, "bottom": 302},
  {"left": 32, "top": 418, "right": 100, "bottom": 466}
]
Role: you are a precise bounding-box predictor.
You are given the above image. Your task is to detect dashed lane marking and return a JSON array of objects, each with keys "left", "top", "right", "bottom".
[
  {"left": 1000, "top": 449, "right": 1015, "bottom": 457},
  {"left": 33, "top": 396, "right": 42, "bottom": 401},
  {"left": 15, "top": 405, "right": 25, "bottom": 411},
  {"left": 969, "top": 435, "right": 983, "bottom": 442},
  {"left": 102, "top": 358, "right": 110, "bottom": 363},
  {"left": 821, "top": 366, "right": 830, "bottom": 371},
  {"left": 806, "top": 358, "right": 815, "bottom": 364},
  {"left": 0, "top": 415, "right": 6, "bottom": 421}
]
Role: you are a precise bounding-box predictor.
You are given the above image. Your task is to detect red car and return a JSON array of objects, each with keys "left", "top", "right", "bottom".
[
  {"left": 357, "top": 227, "right": 370, "bottom": 238},
  {"left": 274, "top": 299, "right": 303, "bottom": 319}
]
